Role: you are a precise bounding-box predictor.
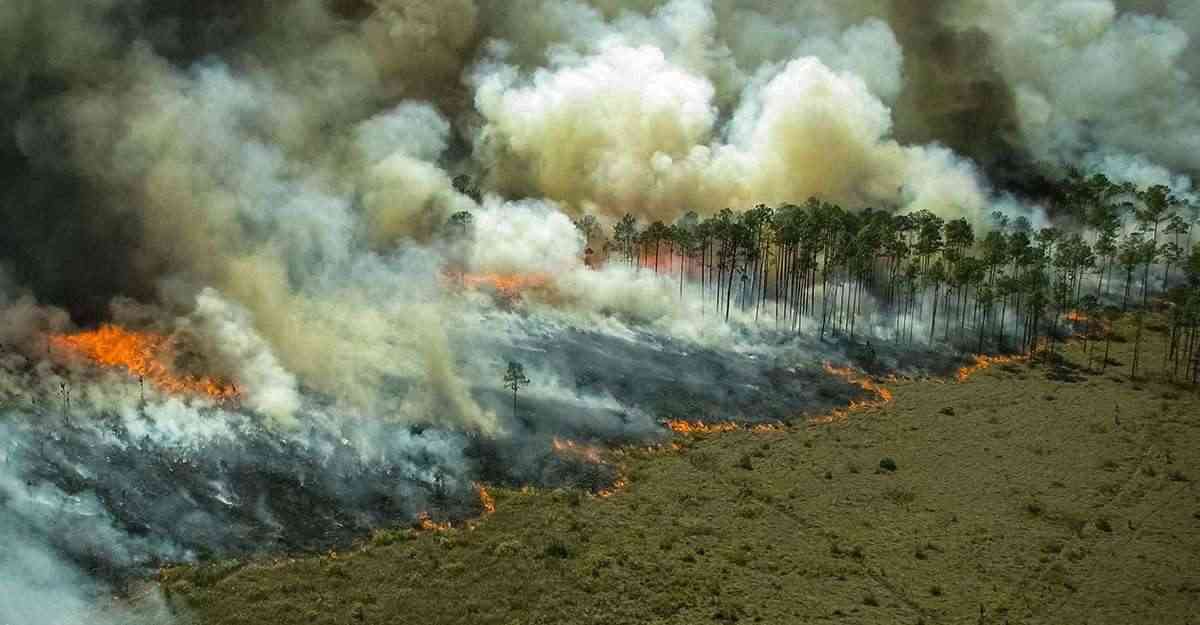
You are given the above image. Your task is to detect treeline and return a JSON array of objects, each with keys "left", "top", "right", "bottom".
[{"left": 574, "top": 175, "right": 1200, "bottom": 383}]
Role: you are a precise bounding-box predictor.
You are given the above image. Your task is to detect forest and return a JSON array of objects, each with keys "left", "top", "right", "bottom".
[{"left": 562, "top": 174, "right": 1200, "bottom": 383}]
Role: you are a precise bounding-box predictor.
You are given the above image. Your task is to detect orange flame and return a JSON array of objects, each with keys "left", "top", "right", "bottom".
[
  {"left": 665, "top": 420, "right": 740, "bottom": 434},
  {"left": 663, "top": 419, "right": 786, "bottom": 435},
  {"left": 455, "top": 273, "right": 551, "bottom": 297},
  {"left": 955, "top": 354, "right": 1025, "bottom": 382},
  {"left": 811, "top": 363, "right": 896, "bottom": 425},
  {"left": 415, "top": 511, "right": 453, "bottom": 532},
  {"left": 476, "top": 484, "right": 496, "bottom": 516},
  {"left": 551, "top": 437, "right": 607, "bottom": 465},
  {"left": 596, "top": 476, "right": 629, "bottom": 498},
  {"left": 50, "top": 325, "right": 239, "bottom": 401}
]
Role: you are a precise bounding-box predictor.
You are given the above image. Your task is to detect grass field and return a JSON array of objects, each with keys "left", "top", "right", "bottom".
[{"left": 156, "top": 321, "right": 1200, "bottom": 625}]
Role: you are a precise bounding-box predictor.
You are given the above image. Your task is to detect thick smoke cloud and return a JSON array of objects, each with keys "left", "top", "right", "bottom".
[
  {"left": 2, "top": 1, "right": 1198, "bottom": 620},
  {"left": 948, "top": 0, "right": 1200, "bottom": 191}
]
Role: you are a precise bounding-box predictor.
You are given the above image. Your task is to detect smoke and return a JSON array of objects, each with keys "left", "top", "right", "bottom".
[
  {"left": 1, "top": 1, "right": 1198, "bottom": 619},
  {"left": 188, "top": 288, "right": 302, "bottom": 426},
  {"left": 475, "top": 36, "right": 989, "bottom": 223},
  {"left": 947, "top": 0, "right": 1200, "bottom": 191}
]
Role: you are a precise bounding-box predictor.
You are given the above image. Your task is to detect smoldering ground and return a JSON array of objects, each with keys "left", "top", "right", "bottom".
[{"left": 2, "top": 1, "right": 1199, "bottom": 623}]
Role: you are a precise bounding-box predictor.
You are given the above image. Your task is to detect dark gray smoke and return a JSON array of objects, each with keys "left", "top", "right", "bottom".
[
  {"left": 886, "top": 0, "right": 1035, "bottom": 192},
  {"left": 2, "top": 1, "right": 1197, "bottom": 622}
]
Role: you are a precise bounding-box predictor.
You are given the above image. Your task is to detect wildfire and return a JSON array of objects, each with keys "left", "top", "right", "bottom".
[
  {"left": 414, "top": 511, "right": 453, "bottom": 532},
  {"left": 49, "top": 325, "right": 239, "bottom": 401},
  {"left": 551, "top": 437, "right": 606, "bottom": 465},
  {"left": 596, "top": 476, "right": 629, "bottom": 498},
  {"left": 1063, "top": 310, "right": 1109, "bottom": 336},
  {"left": 663, "top": 419, "right": 786, "bottom": 435},
  {"left": 749, "top": 422, "right": 787, "bottom": 434},
  {"left": 456, "top": 272, "right": 551, "bottom": 297},
  {"left": 955, "top": 354, "right": 1025, "bottom": 382},
  {"left": 664, "top": 420, "right": 740, "bottom": 435},
  {"left": 476, "top": 484, "right": 496, "bottom": 516},
  {"left": 811, "top": 363, "right": 896, "bottom": 425},
  {"left": 1064, "top": 310, "right": 1089, "bottom": 323}
]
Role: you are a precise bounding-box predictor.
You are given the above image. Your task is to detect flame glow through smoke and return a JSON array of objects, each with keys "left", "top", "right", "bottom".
[
  {"left": 458, "top": 273, "right": 553, "bottom": 298},
  {"left": 2, "top": 1, "right": 1197, "bottom": 622}
]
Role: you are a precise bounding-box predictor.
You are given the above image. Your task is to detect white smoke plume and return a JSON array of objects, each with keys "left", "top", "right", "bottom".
[
  {"left": 2, "top": 1, "right": 1198, "bottom": 620},
  {"left": 950, "top": 0, "right": 1200, "bottom": 190}
]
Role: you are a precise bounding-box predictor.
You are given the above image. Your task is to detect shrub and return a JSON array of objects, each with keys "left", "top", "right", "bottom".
[
  {"left": 543, "top": 540, "right": 573, "bottom": 559},
  {"left": 371, "top": 528, "right": 417, "bottom": 547},
  {"left": 879, "top": 457, "right": 898, "bottom": 472}
]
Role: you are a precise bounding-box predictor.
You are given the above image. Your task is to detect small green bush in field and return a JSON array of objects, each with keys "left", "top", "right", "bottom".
[{"left": 543, "top": 540, "right": 573, "bottom": 559}]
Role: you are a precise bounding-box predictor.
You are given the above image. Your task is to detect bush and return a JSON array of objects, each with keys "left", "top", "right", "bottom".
[
  {"left": 736, "top": 454, "right": 754, "bottom": 471},
  {"left": 370, "top": 528, "right": 416, "bottom": 547},
  {"left": 543, "top": 540, "right": 573, "bottom": 559},
  {"left": 879, "top": 457, "right": 898, "bottom": 472}
]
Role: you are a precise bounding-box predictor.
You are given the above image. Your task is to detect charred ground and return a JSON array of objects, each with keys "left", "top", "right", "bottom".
[{"left": 158, "top": 319, "right": 1200, "bottom": 625}]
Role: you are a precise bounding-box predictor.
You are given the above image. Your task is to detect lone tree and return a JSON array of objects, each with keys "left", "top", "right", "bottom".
[{"left": 502, "top": 361, "right": 531, "bottom": 420}]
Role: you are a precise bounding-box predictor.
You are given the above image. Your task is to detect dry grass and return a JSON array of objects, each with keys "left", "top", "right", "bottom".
[{"left": 158, "top": 327, "right": 1200, "bottom": 625}]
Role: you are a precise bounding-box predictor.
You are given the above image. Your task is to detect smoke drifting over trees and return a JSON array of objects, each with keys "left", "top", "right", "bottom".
[{"left": 1, "top": 1, "right": 1199, "bottom": 623}]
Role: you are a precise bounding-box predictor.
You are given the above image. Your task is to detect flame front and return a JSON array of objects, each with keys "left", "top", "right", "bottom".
[
  {"left": 956, "top": 354, "right": 1025, "bottom": 382},
  {"left": 551, "top": 437, "right": 607, "bottom": 465},
  {"left": 1064, "top": 310, "right": 1089, "bottom": 323},
  {"left": 50, "top": 324, "right": 239, "bottom": 401},
  {"left": 812, "top": 363, "right": 896, "bottom": 425},
  {"left": 476, "top": 484, "right": 496, "bottom": 516},
  {"left": 456, "top": 273, "right": 551, "bottom": 297},
  {"left": 665, "top": 420, "right": 740, "bottom": 434},
  {"left": 415, "top": 511, "right": 453, "bottom": 532}
]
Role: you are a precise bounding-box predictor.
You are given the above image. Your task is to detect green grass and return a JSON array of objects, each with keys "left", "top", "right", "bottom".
[{"left": 155, "top": 327, "right": 1200, "bottom": 625}]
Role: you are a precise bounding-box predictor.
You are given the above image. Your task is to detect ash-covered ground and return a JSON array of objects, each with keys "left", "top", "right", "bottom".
[{"left": 4, "top": 308, "right": 964, "bottom": 593}]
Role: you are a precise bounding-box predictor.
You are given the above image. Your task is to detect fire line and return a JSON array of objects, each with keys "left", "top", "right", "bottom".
[{"left": 49, "top": 324, "right": 240, "bottom": 402}]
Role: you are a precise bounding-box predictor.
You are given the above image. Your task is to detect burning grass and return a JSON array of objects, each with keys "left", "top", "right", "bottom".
[
  {"left": 551, "top": 437, "right": 607, "bottom": 465},
  {"left": 664, "top": 420, "right": 741, "bottom": 435},
  {"left": 49, "top": 324, "right": 239, "bottom": 402},
  {"left": 477, "top": 485, "right": 497, "bottom": 516},
  {"left": 809, "top": 363, "right": 896, "bottom": 425},
  {"left": 955, "top": 354, "right": 1027, "bottom": 382}
]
